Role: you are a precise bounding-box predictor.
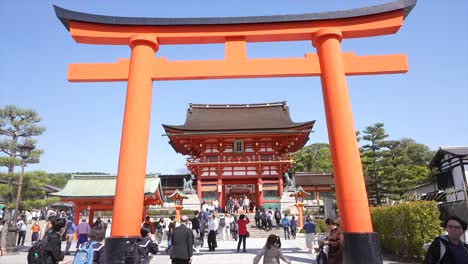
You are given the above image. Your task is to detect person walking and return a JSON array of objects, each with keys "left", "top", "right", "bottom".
[
  {"left": 226, "top": 197, "right": 234, "bottom": 214},
  {"left": 222, "top": 213, "right": 231, "bottom": 241},
  {"left": 253, "top": 234, "right": 291, "bottom": 264},
  {"left": 64, "top": 216, "right": 76, "bottom": 255},
  {"left": 142, "top": 216, "right": 155, "bottom": 236},
  {"left": 76, "top": 218, "right": 91, "bottom": 250},
  {"left": 236, "top": 214, "right": 250, "bottom": 253},
  {"left": 207, "top": 214, "right": 219, "bottom": 251},
  {"left": 255, "top": 209, "right": 261, "bottom": 228},
  {"left": 323, "top": 218, "right": 344, "bottom": 264},
  {"left": 156, "top": 218, "right": 164, "bottom": 244},
  {"left": 105, "top": 219, "right": 112, "bottom": 238},
  {"left": 165, "top": 215, "right": 176, "bottom": 254},
  {"left": 16, "top": 217, "right": 27, "bottom": 246},
  {"left": 303, "top": 216, "right": 316, "bottom": 253},
  {"left": 243, "top": 196, "right": 250, "bottom": 213},
  {"left": 191, "top": 212, "right": 202, "bottom": 255},
  {"left": 274, "top": 209, "right": 281, "bottom": 230},
  {"left": 266, "top": 209, "right": 273, "bottom": 231},
  {"left": 230, "top": 215, "right": 238, "bottom": 241},
  {"left": 281, "top": 214, "right": 290, "bottom": 240},
  {"left": 31, "top": 220, "right": 41, "bottom": 245},
  {"left": 138, "top": 227, "right": 159, "bottom": 264},
  {"left": 424, "top": 215, "right": 468, "bottom": 264},
  {"left": 170, "top": 215, "right": 194, "bottom": 264},
  {"left": 290, "top": 215, "right": 297, "bottom": 239},
  {"left": 43, "top": 217, "right": 66, "bottom": 264}
]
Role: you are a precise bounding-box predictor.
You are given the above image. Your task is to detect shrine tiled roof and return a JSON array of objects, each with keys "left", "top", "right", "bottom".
[
  {"left": 51, "top": 174, "right": 162, "bottom": 198},
  {"left": 163, "top": 102, "right": 315, "bottom": 132}
]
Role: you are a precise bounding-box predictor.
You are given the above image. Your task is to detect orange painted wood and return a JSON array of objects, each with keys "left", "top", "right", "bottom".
[
  {"left": 68, "top": 53, "right": 407, "bottom": 82},
  {"left": 68, "top": 11, "right": 403, "bottom": 45},
  {"left": 313, "top": 29, "right": 372, "bottom": 233},
  {"left": 111, "top": 35, "right": 158, "bottom": 237}
]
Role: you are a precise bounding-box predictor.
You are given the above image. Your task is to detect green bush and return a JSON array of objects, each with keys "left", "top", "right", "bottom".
[
  {"left": 147, "top": 209, "right": 173, "bottom": 216},
  {"left": 370, "top": 201, "right": 442, "bottom": 259},
  {"left": 314, "top": 219, "right": 328, "bottom": 233},
  {"left": 181, "top": 209, "right": 196, "bottom": 216}
]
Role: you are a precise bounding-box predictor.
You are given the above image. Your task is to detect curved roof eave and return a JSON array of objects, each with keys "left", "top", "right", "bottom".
[
  {"left": 162, "top": 121, "right": 315, "bottom": 134},
  {"left": 54, "top": 0, "right": 416, "bottom": 31}
]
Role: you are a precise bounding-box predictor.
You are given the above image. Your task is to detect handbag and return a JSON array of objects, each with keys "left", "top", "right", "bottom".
[{"left": 246, "top": 231, "right": 250, "bottom": 238}]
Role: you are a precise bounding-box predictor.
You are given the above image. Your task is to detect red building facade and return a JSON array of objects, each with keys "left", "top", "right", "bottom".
[{"left": 163, "top": 102, "right": 314, "bottom": 209}]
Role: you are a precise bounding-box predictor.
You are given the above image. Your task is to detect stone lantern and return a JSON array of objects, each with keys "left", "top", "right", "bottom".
[
  {"left": 289, "top": 186, "right": 310, "bottom": 228},
  {"left": 168, "top": 189, "right": 189, "bottom": 222}
]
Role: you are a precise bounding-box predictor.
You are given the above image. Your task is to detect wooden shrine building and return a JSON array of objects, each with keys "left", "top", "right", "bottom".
[
  {"left": 51, "top": 174, "right": 164, "bottom": 224},
  {"left": 163, "top": 102, "right": 314, "bottom": 208}
]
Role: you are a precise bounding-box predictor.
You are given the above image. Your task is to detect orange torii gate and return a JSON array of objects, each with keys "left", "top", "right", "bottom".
[{"left": 54, "top": 0, "right": 416, "bottom": 262}]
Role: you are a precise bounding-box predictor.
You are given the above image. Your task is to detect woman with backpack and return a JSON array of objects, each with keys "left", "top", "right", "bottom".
[
  {"left": 253, "top": 234, "right": 291, "bottom": 264},
  {"left": 73, "top": 226, "right": 106, "bottom": 264}
]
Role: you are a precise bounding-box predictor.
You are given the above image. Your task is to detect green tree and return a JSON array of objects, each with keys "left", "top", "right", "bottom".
[
  {"left": 291, "top": 143, "right": 332, "bottom": 173},
  {"left": 361, "top": 123, "right": 388, "bottom": 205},
  {"left": 0, "top": 105, "right": 46, "bottom": 174},
  {"left": 381, "top": 138, "right": 433, "bottom": 200},
  {"left": 0, "top": 171, "right": 71, "bottom": 208}
]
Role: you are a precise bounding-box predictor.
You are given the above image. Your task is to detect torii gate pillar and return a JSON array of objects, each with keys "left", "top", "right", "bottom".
[
  {"left": 313, "top": 28, "right": 381, "bottom": 261},
  {"left": 105, "top": 35, "right": 158, "bottom": 263}
]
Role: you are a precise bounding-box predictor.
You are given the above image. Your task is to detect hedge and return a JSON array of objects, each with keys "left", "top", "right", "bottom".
[
  {"left": 370, "top": 201, "right": 442, "bottom": 259},
  {"left": 314, "top": 219, "right": 328, "bottom": 233}
]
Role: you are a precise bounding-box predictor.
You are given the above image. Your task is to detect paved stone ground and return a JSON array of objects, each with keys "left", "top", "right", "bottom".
[{"left": 1, "top": 233, "right": 413, "bottom": 264}]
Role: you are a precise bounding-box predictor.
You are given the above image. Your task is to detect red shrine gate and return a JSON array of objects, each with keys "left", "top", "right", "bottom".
[
  {"left": 54, "top": 0, "right": 417, "bottom": 262},
  {"left": 163, "top": 102, "right": 314, "bottom": 208}
]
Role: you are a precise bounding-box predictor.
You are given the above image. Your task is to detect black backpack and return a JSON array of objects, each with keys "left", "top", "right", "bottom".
[
  {"left": 275, "top": 211, "right": 281, "bottom": 220},
  {"left": 27, "top": 235, "right": 49, "bottom": 264},
  {"left": 142, "top": 222, "right": 151, "bottom": 231}
]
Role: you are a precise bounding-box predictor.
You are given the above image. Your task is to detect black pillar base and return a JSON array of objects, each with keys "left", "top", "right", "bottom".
[
  {"left": 105, "top": 236, "right": 140, "bottom": 264},
  {"left": 5, "top": 225, "right": 19, "bottom": 249},
  {"left": 344, "top": 232, "right": 382, "bottom": 264}
]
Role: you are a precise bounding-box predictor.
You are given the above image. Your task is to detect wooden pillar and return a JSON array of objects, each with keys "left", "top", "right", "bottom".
[
  {"left": 312, "top": 28, "right": 372, "bottom": 233},
  {"left": 74, "top": 206, "right": 81, "bottom": 224},
  {"left": 197, "top": 177, "right": 202, "bottom": 201},
  {"left": 297, "top": 203, "right": 304, "bottom": 228},
  {"left": 279, "top": 177, "right": 283, "bottom": 197},
  {"left": 217, "top": 178, "right": 223, "bottom": 210},
  {"left": 89, "top": 209, "right": 94, "bottom": 225},
  {"left": 175, "top": 205, "right": 182, "bottom": 223},
  {"left": 257, "top": 178, "right": 264, "bottom": 208},
  {"left": 111, "top": 34, "right": 158, "bottom": 237}
]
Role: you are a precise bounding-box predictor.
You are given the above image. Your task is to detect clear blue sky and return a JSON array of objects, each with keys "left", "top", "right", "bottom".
[{"left": 1, "top": 1, "right": 467, "bottom": 174}]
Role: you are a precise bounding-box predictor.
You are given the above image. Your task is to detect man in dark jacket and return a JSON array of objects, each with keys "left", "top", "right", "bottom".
[
  {"left": 170, "top": 215, "right": 194, "bottom": 264},
  {"left": 424, "top": 215, "right": 468, "bottom": 264},
  {"left": 138, "top": 227, "right": 158, "bottom": 264},
  {"left": 43, "top": 217, "right": 66, "bottom": 264}
]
